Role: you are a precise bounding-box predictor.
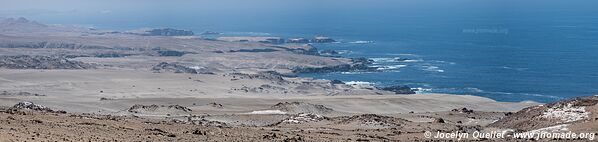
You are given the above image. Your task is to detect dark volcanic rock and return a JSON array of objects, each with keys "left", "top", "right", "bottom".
[
  {"left": 351, "top": 57, "right": 374, "bottom": 64},
  {"left": 268, "top": 45, "right": 319, "bottom": 55},
  {"left": 228, "top": 48, "right": 278, "bottom": 53},
  {"left": 378, "top": 85, "right": 416, "bottom": 94},
  {"left": 0, "top": 55, "right": 94, "bottom": 69},
  {"left": 136, "top": 28, "right": 194, "bottom": 36},
  {"left": 271, "top": 102, "right": 334, "bottom": 115},
  {"left": 151, "top": 62, "right": 212, "bottom": 74},
  {"left": 318, "top": 50, "right": 340, "bottom": 56},
  {"left": 10, "top": 101, "right": 65, "bottom": 113},
  {"left": 330, "top": 79, "right": 344, "bottom": 85},
  {"left": 311, "top": 36, "right": 336, "bottom": 43},
  {"left": 287, "top": 38, "right": 310, "bottom": 43},
  {"left": 94, "top": 52, "right": 131, "bottom": 58},
  {"left": 451, "top": 107, "right": 474, "bottom": 113},
  {"left": 128, "top": 104, "right": 192, "bottom": 113},
  {"left": 291, "top": 57, "right": 376, "bottom": 73},
  {"left": 199, "top": 31, "right": 221, "bottom": 35},
  {"left": 291, "top": 63, "right": 375, "bottom": 73},
  {"left": 156, "top": 50, "right": 187, "bottom": 56},
  {"left": 150, "top": 47, "right": 189, "bottom": 56}
]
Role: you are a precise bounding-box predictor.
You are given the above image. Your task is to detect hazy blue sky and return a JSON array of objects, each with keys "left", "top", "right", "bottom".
[
  {"left": 4, "top": 0, "right": 592, "bottom": 17},
  {"left": 1, "top": 0, "right": 596, "bottom": 31}
]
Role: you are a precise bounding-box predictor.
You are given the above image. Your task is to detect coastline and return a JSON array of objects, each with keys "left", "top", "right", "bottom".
[{"left": 1, "top": 18, "right": 596, "bottom": 141}]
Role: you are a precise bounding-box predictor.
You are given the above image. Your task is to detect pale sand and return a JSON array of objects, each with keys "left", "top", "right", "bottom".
[{"left": 0, "top": 69, "right": 537, "bottom": 116}]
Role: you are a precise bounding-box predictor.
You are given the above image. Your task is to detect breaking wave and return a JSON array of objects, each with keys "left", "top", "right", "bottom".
[
  {"left": 422, "top": 66, "right": 444, "bottom": 72},
  {"left": 349, "top": 40, "right": 374, "bottom": 44},
  {"left": 344, "top": 81, "right": 374, "bottom": 85},
  {"left": 374, "top": 65, "right": 407, "bottom": 70}
]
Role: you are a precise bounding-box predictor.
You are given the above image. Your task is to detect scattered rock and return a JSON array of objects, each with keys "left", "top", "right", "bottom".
[
  {"left": 451, "top": 108, "right": 474, "bottom": 114},
  {"left": 99, "top": 97, "right": 114, "bottom": 101},
  {"left": 151, "top": 62, "right": 213, "bottom": 74},
  {"left": 145, "top": 128, "right": 176, "bottom": 137},
  {"left": 10, "top": 101, "right": 64, "bottom": 113},
  {"left": 128, "top": 104, "right": 192, "bottom": 113},
  {"left": 207, "top": 102, "right": 223, "bottom": 108},
  {"left": 489, "top": 96, "right": 598, "bottom": 131},
  {"left": 94, "top": 52, "right": 131, "bottom": 58},
  {"left": 156, "top": 50, "right": 187, "bottom": 57},
  {"left": 281, "top": 113, "right": 326, "bottom": 124},
  {"left": 271, "top": 102, "right": 333, "bottom": 115},
  {"left": 0, "top": 55, "right": 94, "bottom": 69},
  {"left": 434, "top": 118, "right": 445, "bottom": 123},
  {"left": 333, "top": 114, "right": 410, "bottom": 128},
  {"left": 0, "top": 91, "right": 45, "bottom": 96}
]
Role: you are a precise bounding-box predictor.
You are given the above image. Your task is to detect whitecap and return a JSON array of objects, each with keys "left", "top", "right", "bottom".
[
  {"left": 400, "top": 59, "right": 423, "bottom": 63},
  {"left": 422, "top": 66, "right": 444, "bottom": 72},
  {"left": 386, "top": 53, "right": 418, "bottom": 57},
  {"left": 413, "top": 87, "right": 432, "bottom": 94},
  {"left": 369, "top": 57, "right": 395, "bottom": 63},
  {"left": 519, "top": 93, "right": 562, "bottom": 99},
  {"left": 501, "top": 66, "right": 528, "bottom": 71},
  {"left": 344, "top": 81, "right": 374, "bottom": 85},
  {"left": 339, "top": 71, "right": 375, "bottom": 74},
  {"left": 433, "top": 60, "right": 456, "bottom": 65},
  {"left": 376, "top": 65, "right": 407, "bottom": 70},
  {"left": 464, "top": 87, "right": 484, "bottom": 93},
  {"left": 335, "top": 50, "right": 352, "bottom": 54},
  {"left": 349, "top": 40, "right": 374, "bottom": 44}
]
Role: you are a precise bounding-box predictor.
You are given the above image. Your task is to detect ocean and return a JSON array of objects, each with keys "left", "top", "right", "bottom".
[{"left": 12, "top": 0, "right": 598, "bottom": 103}]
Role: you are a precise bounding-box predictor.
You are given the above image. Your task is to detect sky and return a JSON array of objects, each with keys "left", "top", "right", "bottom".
[{"left": 1, "top": 0, "right": 596, "bottom": 30}]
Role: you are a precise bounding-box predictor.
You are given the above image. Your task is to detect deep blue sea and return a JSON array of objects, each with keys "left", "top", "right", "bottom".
[{"left": 10, "top": 0, "right": 598, "bottom": 103}]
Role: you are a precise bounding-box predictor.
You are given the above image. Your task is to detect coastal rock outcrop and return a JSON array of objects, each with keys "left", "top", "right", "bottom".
[
  {"left": 489, "top": 96, "right": 598, "bottom": 132},
  {"left": 311, "top": 36, "right": 336, "bottom": 43},
  {"left": 290, "top": 61, "right": 375, "bottom": 73},
  {"left": 378, "top": 85, "right": 416, "bottom": 94},
  {"left": 286, "top": 38, "right": 309, "bottom": 43}
]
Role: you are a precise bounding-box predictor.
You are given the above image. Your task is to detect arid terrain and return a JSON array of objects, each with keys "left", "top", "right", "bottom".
[{"left": 0, "top": 17, "right": 596, "bottom": 141}]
